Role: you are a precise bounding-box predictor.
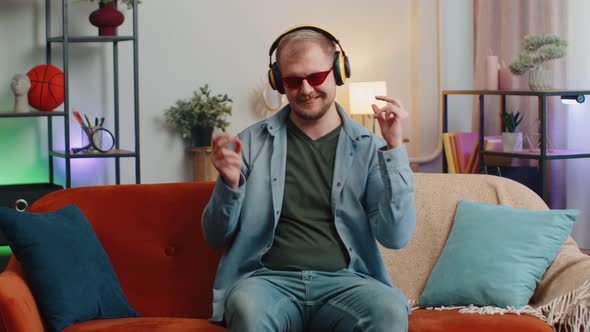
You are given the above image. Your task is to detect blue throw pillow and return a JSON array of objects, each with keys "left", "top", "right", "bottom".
[
  {"left": 420, "top": 200, "right": 578, "bottom": 309},
  {"left": 0, "top": 204, "right": 140, "bottom": 331}
]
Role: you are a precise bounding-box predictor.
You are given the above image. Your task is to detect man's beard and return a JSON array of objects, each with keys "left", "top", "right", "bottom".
[{"left": 291, "top": 94, "right": 333, "bottom": 121}]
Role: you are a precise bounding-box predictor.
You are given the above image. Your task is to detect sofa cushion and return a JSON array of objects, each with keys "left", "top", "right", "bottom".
[
  {"left": 420, "top": 200, "right": 577, "bottom": 308},
  {"left": 62, "top": 317, "right": 227, "bottom": 332},
  {"left": 408, "top": 309, "right": 554, "bottom": 332},
  {"left": 0, "top": 204, "right": 140, "bottom": 331}
]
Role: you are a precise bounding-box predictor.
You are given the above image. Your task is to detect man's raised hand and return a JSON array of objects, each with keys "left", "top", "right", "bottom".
[{"left": 211, "top": 133, "right": 242, "bottom": 189}]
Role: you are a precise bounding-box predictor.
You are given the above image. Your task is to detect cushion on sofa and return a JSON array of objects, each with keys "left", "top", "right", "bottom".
[
  {"left": 420, "top": 200, "right": 577, "bottom": 309},
  {"left": 0, "top": 204, "right": 140, "bottom": 331}
]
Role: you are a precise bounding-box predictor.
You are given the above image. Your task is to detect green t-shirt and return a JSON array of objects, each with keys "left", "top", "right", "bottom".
[{"left": 262, "top": 120, "right": 350, "bottom": 271}]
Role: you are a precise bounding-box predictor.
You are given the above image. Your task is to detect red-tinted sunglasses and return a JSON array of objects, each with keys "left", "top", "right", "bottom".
[{"left": 280, "top": 68, "right": 333, "bottom": 89}]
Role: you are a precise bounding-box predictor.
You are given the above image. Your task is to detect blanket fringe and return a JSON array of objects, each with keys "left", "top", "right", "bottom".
[
  {"left": 538, "top": 280, "right": 590, "bottom": 332},
  {"left": 420, "top": 304, "right": 547, "bottom": 321},
  {"left": 410, "top": 280, "right": 590, "bottom": 331}
]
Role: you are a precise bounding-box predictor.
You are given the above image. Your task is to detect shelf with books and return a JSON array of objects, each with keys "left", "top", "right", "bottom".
[{"left": 442, "top": 89, "right": 590, "bottom": 205}]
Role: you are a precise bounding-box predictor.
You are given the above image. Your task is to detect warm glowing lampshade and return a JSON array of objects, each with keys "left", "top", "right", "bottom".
[{"left": 349, "top": 81, "right": 388, "bottom": 115}]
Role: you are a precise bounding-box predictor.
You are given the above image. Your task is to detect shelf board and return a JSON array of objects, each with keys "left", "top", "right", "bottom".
[
  {"left": 0, "top": 111, "right": 65, "bottom": 118},
  {"left": 484, "top": 148, "right": 590, "bottom": 160},
  {"left": 50, "top": 149, "right": 137, "bottom": 159},
  {"left": 48, "top": 36, "right": 134, "bottom": 43},
  {"left": 443, "top": 89, "right": 590, "bottom": 96}
]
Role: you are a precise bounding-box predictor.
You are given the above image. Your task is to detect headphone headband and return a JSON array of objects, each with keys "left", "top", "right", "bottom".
[{"left": 268, "top": 25, "right": 342, "bottom": 57}]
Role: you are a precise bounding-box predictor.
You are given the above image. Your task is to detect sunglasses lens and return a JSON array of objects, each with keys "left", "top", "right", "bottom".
[
  {"left": 282, "top": 77, "right": 303, "bottom": 89},
  {"left": 307, "top": 71, "right": 331, "bottom": 86},
  {"left": 280, "top": 69, "right": 332, "bottom": 89}
]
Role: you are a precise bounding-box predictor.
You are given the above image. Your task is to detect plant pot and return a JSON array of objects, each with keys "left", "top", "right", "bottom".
[
  {"left": 89, "top": 2, "right": 125, "bottom": 37},
  {"left": 191, "top": 126, "right": 214, "bottom": 147},
  {"left": 528, "top": 68, "right": 552, "bottom": 91},
  {"left": 502, "top": 132, "right": 523, "bottom": 151}
]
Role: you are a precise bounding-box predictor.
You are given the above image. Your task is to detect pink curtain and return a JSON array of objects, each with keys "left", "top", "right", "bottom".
[{"left": 473, "top": 0, "right": 568, "bottom": 208}]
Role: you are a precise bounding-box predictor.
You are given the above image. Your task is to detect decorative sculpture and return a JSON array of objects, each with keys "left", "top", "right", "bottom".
[{"left": 11, "top": 74, "right": 31, "bottom": 113}]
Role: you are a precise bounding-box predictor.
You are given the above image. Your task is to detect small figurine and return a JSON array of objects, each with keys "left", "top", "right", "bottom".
[{"left": 11, "top": 73, "right": 31, "bottom": 113}]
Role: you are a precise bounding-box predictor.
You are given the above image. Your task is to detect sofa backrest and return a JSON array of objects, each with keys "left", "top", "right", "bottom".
[
  {"left": 17, "top": 182, "right": 221, "bottom": 319},
  {"left": 380, "top": 173, "right": 549, "bottom": 305}
]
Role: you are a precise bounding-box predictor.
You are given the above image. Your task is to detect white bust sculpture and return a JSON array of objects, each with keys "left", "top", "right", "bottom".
[{"left": 11, "top": 73, "right": 31, "bottom": 113}]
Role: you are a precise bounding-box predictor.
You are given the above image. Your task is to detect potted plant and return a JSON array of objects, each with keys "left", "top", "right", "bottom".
[
  {"left": 501, "top": 110, "right": 524, "bottom": 151},
  {"left": 509, "top": 34, "right": 567, "bottom": 91},
  {"left": 164, "top": 84, "right": 233, "bottom": 147}
]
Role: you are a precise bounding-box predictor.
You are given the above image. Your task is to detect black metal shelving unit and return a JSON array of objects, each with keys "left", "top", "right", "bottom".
[
  {"left": 442, "top": 89, "right": 590, "bottom": 205},
  {"left": 44, "top": 0, "right": 141, "bottom": 188},
  {"left": 0, "top": 1, "right": 142, "bottom": 269}
]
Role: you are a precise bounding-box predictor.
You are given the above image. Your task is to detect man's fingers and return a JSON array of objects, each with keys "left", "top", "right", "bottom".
[
  {"left": 212, "top": 133, "right": 231, "bottom": 151},
  {"left": 232, "top": 137, "right": 242, "bottom": 154},
  {"left": 372, "top": 103, "right": 408, "bottom": 121},
  {"left": 371, "top": 104, "right": 381, "bottom": 115},
  {"left": 212, "top": 133, "right": 242, "bottom": 154},
  {"left": 375, "top": 95, "right": 402, "bottom": 109}
]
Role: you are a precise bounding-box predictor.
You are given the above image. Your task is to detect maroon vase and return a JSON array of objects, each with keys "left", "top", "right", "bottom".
[{"left": 89, "top": 2, "right": 124, "bottom": 36}]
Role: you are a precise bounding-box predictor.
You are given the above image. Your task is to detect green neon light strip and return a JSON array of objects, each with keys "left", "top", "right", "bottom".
[
  {"left": 0, "top": 119, "right": 49, "bottom": 185},
  {"left": 0, "top": 246, "right": 13, "bottom": 256}
]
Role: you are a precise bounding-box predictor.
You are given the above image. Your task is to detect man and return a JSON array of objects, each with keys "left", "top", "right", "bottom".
[{"left": 202, "top": 25, "right": 416, "bottom": 332}]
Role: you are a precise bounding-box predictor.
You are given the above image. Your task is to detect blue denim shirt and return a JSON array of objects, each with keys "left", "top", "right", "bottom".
[{"left": 202, "top": 103, "right": 416, "bottom": 322}]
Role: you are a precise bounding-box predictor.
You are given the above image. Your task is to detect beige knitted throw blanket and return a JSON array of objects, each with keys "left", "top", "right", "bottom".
[{"left": 381, "top": 173, "right": 590, "bottom": 331}]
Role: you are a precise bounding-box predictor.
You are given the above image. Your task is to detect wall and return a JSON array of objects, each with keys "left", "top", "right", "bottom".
[
  {"left": 0, "top": 0, "right": 444, "bottom": 186},
  {"left": 419, "top": 0, "right": 474, "bottom": 172}
]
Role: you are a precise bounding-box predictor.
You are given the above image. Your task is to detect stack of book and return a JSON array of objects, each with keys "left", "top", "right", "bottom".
[
  {"left": 443, "top": 133, "right": 518, "bottom": 173},
  {"left": 442, "top": 132, "right": 480, "bottom": 174}
]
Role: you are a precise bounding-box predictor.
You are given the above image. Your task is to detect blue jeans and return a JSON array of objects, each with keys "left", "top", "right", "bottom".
[{"left": 224, "top": 268, "right": 409, "bottom": 332}]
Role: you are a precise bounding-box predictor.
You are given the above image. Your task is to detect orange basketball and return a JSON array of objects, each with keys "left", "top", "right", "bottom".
[{"left": 26, "top": 64, "right": 65, "bottom": 112}]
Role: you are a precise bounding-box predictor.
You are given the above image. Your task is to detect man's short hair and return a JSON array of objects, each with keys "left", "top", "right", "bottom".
[{"left": 276, "top": 29, "right": 336, "bottom": 70}]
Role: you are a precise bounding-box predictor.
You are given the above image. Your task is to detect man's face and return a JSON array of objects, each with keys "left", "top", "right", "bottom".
[{"left": 278, "top": 40, "right": 337, "bottom": 121}]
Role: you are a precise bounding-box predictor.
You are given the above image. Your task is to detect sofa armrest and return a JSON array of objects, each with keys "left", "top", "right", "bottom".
[
  {"left": 530, "top": 236, "right": 590, "bottom": 330},
  {"left": 0, "top": 270, "right": 45, "bottom": 332}
]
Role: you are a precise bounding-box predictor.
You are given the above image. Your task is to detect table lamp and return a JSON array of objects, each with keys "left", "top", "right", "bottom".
[{"left": 349, "top": 81, "right": 387, "bottom": 132}]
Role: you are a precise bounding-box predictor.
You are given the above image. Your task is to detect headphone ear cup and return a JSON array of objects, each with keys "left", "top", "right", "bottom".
[
  {"left": 343, "top": 54, "right": 351, "bottom": 79},
  {"left": 332, "top": 51, "right": 346, "bottom": 86},
  {"left": 268, "top": 62, "right": 285, "bottom": 94}
]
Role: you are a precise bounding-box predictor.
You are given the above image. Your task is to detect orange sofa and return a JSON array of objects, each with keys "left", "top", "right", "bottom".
[{"left": 0, "top": 173, "right": 588, "bottom": 332}]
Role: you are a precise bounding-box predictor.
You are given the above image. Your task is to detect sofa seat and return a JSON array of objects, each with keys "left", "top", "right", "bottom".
[
  {"left": 62, "top": 317, "right": 227, "bottom": 332},
  {"left": 408, "top": 309, "right": 553, "bottom": 332}
]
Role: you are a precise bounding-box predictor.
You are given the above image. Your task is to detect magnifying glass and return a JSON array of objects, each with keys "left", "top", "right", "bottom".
[{"left": 72, "top": 127, "right": 116, "bottom": 154}]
